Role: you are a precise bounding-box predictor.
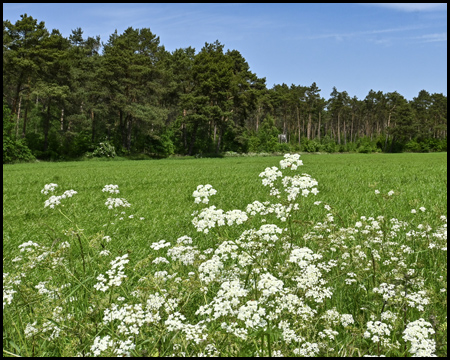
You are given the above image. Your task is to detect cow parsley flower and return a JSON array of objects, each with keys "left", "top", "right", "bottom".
[
  {"left": 280, "top": 153, "right": 303, "bottom": 170},
  {"left": 364, "top": 320, "right": 392, "bottom": 345},
  {"left": 151, "top": 240, "right": 171, "bottom": 250},
  {"left": 193, "top": 184, "right": 217, "bottom": 204},
  {"left": 102, "top": 184, "right": 120, "bottom": 194},
  {"left": 259, "top": 166, "right": 282, "bottom": 187},
  {"left": 24, "top": 321, "right": 39, "bottom": 338},
  {"left": 402, "top": 318, "right": 436, "bottom": 357},
  {"left": 41, "top": 183, "right": 58, "bottom": 195},
  {"left": 105, "top": 197, "right": 131, "bottom": 209}
]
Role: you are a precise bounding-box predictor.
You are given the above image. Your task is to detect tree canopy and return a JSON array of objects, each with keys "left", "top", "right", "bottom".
[{"left": 3, "top": 14, "right": 447, "bottom": 162}]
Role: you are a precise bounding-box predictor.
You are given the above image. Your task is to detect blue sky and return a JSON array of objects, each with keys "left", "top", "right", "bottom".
[{"left": 3, "top": 3, "right": 447, "bottom": 100}]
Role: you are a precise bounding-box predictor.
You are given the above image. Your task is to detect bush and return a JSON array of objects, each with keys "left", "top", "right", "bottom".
[
  {"left": 3, "top": 105, "right": 35, "bottom": 163},
  {"left": 276, "top": 142, "right": 291, "bottom": 153},
  {"left": 86, "top": 141, "right": 117, "bottom": 158},
  {"left": 356, "top": 137, "right": 376, "bottom": 153},
  {"left": 302, "top": 138, "right": 321, "bottom": 153},
  {"left": 404, "top": 140, "right": 422, "bottom": 152},
  {"left": 3, "top": 137, "right": 36, "bottom": 164},
  {"left": 321, "top": 136, "right": 337, "bottom": 153}
]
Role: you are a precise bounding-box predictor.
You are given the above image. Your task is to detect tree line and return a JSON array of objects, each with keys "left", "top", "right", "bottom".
[{"left": 3, "top": 14, "right": 447, "bottom": 163}]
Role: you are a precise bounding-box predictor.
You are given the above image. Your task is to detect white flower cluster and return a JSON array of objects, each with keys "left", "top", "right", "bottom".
[
  {"left": 246, "top": 201, "right": 295, "bottom": 222},
  {"left": 259, "top": 166, "right": 282, "bottom": 187},
  {"left": 165, "top": 313, "right": 208, "bottom": 344},
  {"left": 101, "top": 293, "right": 167, "bottom": 338},
  {"left": 236, "top": 300, "right": 267, "bottom": 329},
  {"left": 225, "top": 209, "right": 249, "bottom": 226},
  {"left": 380, "top": 310, "right": 397, "bottom": 323},
  {"left": 196, "top": 279, "right": 250, "bottom": 324},
  {"left": 94, "top": 254, "right": 129, "bottom": 292},
  {"left": 167, "top": 241, "right": 200, "bottom": 265},
  {"left": 373, "top": 282, "right": 430, "bottom": 311},
  {"left": 150, "top": 240, "right": 171, "bottom": 250},
  {"left": 198, "top": 255, "right": 224, "bottom": 284},
  {"left": 257, "top": 272, "right": 285, "bottom": 298},
  {"left": 192, "top": 206, "right": 248, "bottom": 233},
  {"left": 282, "top": 174, "right": 319, "bottom": 201},
  {"left": 102, "top": 184, "right": 120, "bottom": 194},
  {"left": 289, "top": 247, "right": 323, "bottom": 266},
  {"left": 246, "top": 200, "right": 267, "bottom": 216},
  {"left": 258, "top": 156, "right": 318, "bottom": 204},
  {"left": 18, "top": 241, "right": 40, "bottom": 253},
  {"left": 24, "top": 321, "right": 39, "bottom": 338},
  {"left": 90, "top": 335, "right": 135, "bottom": 357},
  {"left": 3, "top": 273, "right": 17, "bottom": 309},
  {"left": 41, "top": 183, "right": 58, "bottom": 195},
  {"left": 35, "top": 281, "right": 56, "bottom": 298},
  {"left": 105, "top": 197, "right": 131, "bottom": 210},
  {"left": 221, "top": 321, "right": 248, "bottom": 340},
  {"left": 289, "top": 247, "right": 332, "bottom": 303},
  {"left": 193, "top": 184, "right": 217, "bottom": 204},
  {"left": 254, "top": 224, "right": 283, "bottom": 242},
  {"left": 41, "top": 183, "right": 78, "bottom": 209},
  {"left": 364, "top": 320, "right": 392, "bottom": 345},
  {"left": 373, "top": 283, "right": 397, "bottom": 301},
  {"left": 279, "top": 153, "right": 303, "bottom": 170},
  {"left": 402, "top": 318, "right": 436, "bottom": 357},
  {"left": 293, "top": 342, "right": 321, "bottom": 356}
]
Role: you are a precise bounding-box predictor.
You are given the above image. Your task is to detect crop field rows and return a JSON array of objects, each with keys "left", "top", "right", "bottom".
[{"left": 3, "top": 153, "right": 447, "bottom": 357}]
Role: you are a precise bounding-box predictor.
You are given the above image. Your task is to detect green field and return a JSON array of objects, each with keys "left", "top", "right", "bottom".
[{"left": 3, "top": 153, "right": 447, "bottom": 357}]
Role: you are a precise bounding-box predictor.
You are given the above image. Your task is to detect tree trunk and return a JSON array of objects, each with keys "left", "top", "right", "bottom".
[
  {"left": 307, "top": 113, "right": 312, "bottom": 140},
  {"left": 60, "top": 108, "right": 64, "bottom": 131},
  {"left": 343, "top": 118, "right": 346, "bottom": 146},
  {"left": 120, "top": 111, "right": 127, "bottom": 150},
  {"left": 182, "top": 109, "right": 187, "bottom": 151},
  {"left": 256, "top": 105, "right": 261, "bottom": 132},
  {"left": 297, "top": 106, "right": 301, "bottom": 147},
  {"left": 12, "top": 77, "right": 23, "bottom": 116},
  {"left": 188, "top": 121, "right": 198, "bottom": 156},
  {"left": 126, "top": 115, "right": 132, "bottom": 151},
  {"left": 337, "top": 112, "right": 341, "bottom": 145},
  {"left": 389, "top": 135, "right": 397, "bottom": 153},
  {"left": 216, "top": 126, "right": 223, "bottom": 154},
  {"left": 43, "top": 100, "right": 51, "bottom": 152},
  {"left": 22, "top": 99, "right": 28, "bottom": 138},
  {"left": 350, "top": 113, "right": 354, "bottom": 143},
  {"left": 15, "top": 95, "right": 22, "bottom": 139},
  {"left": 91, "top": 110, "right": 95, "bottom": 143},
  {"left": 318, "top": 111, "right": 321, "bottom": 141}
]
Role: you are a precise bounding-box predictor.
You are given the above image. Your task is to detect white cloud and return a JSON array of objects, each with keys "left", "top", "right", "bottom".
[
  {"left": 364, "top": 3, "right": 446, "bottom": 12},
  {"left": 299, "top": 25, "right": 427, "bottom": 41},
  {"left": 413, "top": 32, "right": 447, "bottom": 43}
]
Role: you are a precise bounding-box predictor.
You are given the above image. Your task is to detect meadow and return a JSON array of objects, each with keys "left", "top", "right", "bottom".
[{"left": 3, "top": 153, "right": 447, "bottom": 357}]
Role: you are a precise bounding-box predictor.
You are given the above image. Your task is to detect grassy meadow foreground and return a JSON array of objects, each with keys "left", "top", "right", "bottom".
[{"left": 3, "top": 153, "right": 447, "bottom": 357}]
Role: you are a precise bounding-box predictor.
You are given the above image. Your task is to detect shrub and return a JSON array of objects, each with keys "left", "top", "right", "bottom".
[
  {"left": 86, "top": 141, "right": 117, "bottom": 158},
  {"left": 3, "top": 105, "right": 35, "bottom": 163},
  {"left": 3, "top": 137, "right": 36, "bottom": 164},
  {"left": 404, "top": 139, "right": 422, "bottom": 152}
]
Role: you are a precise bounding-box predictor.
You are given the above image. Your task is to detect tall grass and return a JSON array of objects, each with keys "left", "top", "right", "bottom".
[{"left": 3, "top": 153, "right": 447, "bottom": 357}]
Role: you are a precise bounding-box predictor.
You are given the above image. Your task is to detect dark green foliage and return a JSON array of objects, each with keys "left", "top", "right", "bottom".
[
  {"left": 3, "top": 14, "right": 446, "bottom": 160},
  {"left": 3, "top": 105, "right": 35, "bottom": 163}
]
